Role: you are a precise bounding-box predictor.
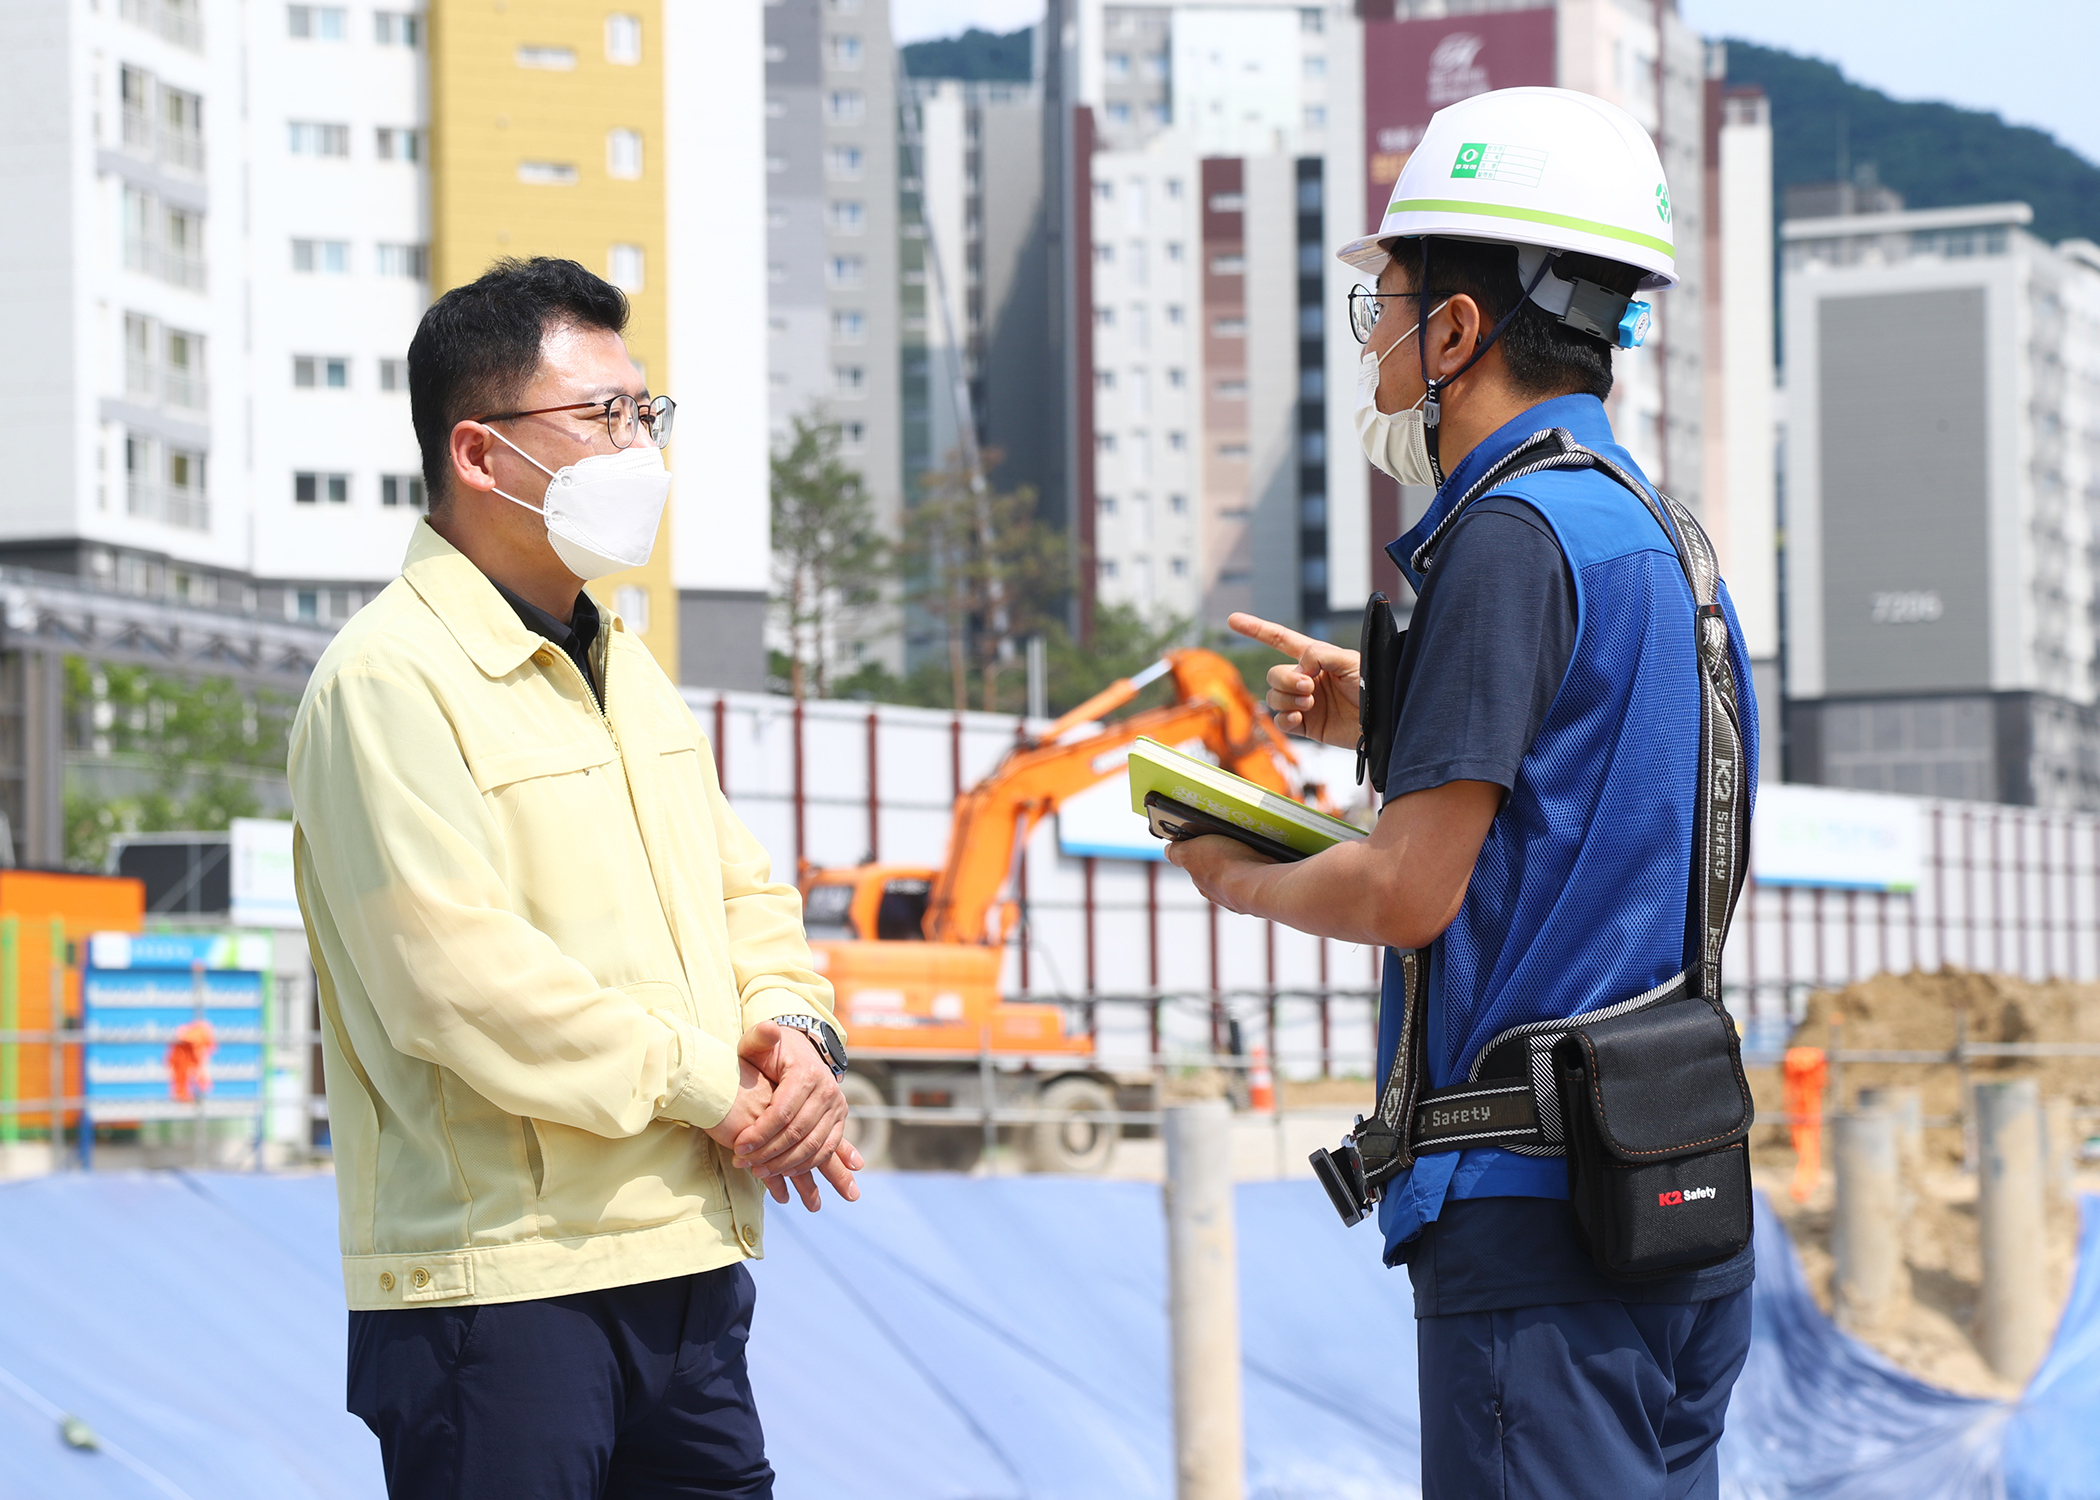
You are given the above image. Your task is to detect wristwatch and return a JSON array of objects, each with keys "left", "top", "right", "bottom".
[{"left": 774, "top": 1014, "right": 848, "bottom": 1078}]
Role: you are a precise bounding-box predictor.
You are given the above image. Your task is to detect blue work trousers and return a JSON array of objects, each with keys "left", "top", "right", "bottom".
[
  {"left": 347, "top": 1264, "right": 773, "bottom": 1500},
  {"left": 1416, "top": 1286, "right": 1751, "bottom": 1500}
]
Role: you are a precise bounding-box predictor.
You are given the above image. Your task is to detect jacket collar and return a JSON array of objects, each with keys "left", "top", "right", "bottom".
[
  {"left": 400, "top": 520, "right": 571, "bottom": 681},
  {"left": 1388, "top": 394, "right": 1613, "bottom": 591}
]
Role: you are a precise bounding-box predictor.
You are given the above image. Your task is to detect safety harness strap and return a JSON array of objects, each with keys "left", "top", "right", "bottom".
[{"left": 1360, "top": 428, "right": 1750, "bottom": 1184}]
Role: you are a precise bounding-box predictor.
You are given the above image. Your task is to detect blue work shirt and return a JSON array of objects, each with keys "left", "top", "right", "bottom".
[{"left": 1369, "top": 394, "right": 1761, "bottom": 1269}]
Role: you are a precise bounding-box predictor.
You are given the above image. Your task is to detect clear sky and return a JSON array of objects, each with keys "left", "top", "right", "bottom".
[{"left": 891, "top": 1, "right": 2099, "bottom": 167}]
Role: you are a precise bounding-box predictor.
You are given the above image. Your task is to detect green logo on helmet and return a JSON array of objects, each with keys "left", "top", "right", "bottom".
[
  {"left": 1451, "top": 143, "right": 1486, "bottom": 179},
  {"left": 1655, "top": 183, "right": 1671, "bottom": 223}
]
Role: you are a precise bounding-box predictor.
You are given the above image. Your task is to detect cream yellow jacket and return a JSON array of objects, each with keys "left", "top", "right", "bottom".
[{"left": 291, "top": 522, "right": 837, "bottom": 1310}]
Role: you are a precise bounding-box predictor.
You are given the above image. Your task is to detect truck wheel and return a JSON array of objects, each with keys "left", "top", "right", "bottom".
[
  {"left": 1026, "top": 1077, "right": 1118, "bottom": 1174},
  {"left": 841, "top": 1072, "right": 890, "bottom": 1169},
  {"left": 890, "top": 1126, "right": 984, "bottom": 1173}
]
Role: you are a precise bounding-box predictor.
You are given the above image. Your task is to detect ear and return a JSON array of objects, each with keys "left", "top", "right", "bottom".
[
  {"left": 450, "top": 419, "right": 499, "bottom": 497},
  {"left": 1428, "top": 295, "right": 1486, "bottom": 379}
]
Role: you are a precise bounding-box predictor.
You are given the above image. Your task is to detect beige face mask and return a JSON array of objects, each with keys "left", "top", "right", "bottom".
[{"left": 1352, "top": 299, "right": 1450, "bottom": 488}]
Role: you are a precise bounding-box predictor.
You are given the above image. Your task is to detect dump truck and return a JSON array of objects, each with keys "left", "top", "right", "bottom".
[{"left": 800, "top": 649, "right": 1325, "bottom": 1173}]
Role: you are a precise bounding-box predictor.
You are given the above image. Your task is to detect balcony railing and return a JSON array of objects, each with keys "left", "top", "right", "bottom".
[
  {"left": 162, "top": 369, "right": 208, "bottom": 411},
  {"left": 124, "top": 240, "right": 207, "bottom": 293},
  {"left": 158, "top": 129, "right": 204, "bottom": 175},
  {"left": 121, "top": 108, "right": 153, "bottom": 154},
  {"left": 126, "top": 480, "right": 211, "bottom": 533},
  {"left": 119, "top": 0, "right": 202, "bottom": 51}
]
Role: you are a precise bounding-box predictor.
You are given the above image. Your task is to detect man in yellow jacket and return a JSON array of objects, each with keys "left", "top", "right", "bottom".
[{"left": 290, "top": 257, "right": 855, "bottom": 1499}]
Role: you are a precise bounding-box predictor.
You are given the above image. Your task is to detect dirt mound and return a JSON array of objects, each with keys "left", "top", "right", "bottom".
[{"left": 1746, "top": 967, "right": 2099, "bottom": 1397}]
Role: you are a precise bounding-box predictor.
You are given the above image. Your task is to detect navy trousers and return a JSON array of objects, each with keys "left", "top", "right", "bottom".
[
  {"left": 1415, "top": 1286, "right": 1752, "bottom": 1500},
  {"left": 347, "top": 1265, "right": 773, "bottom": 1500}
]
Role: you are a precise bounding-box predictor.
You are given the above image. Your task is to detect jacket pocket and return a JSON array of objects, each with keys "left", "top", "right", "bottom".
[{"left": 521, "top": 1118, "right": 546, "bottom": 1197}]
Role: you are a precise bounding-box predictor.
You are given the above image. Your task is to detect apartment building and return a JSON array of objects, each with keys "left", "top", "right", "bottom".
[
  {"left": 1782, "top": 202, "right": 2100, "bottom": 808},
  {"left": 1, "top": 0, "right": 772, "bottom": 687},
  {"left": 1053, "top": 0, "right": 1337, "bottom": 632}
]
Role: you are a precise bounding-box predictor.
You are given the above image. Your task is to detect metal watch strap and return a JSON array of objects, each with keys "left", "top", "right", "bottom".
[{"left": 773, "top": 1015, "right": 847, "bottom": 1077}]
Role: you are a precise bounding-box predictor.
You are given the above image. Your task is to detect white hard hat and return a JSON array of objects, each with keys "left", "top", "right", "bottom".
[{"left": 1338, "top": 87, "right": 1677, "bottom": 291}]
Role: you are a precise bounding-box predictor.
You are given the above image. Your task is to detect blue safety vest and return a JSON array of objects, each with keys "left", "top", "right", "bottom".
[{"left": 1372, "top": 393, "right": 1760, "bottom": 1263}]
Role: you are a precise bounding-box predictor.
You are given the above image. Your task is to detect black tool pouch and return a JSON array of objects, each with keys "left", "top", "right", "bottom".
[
  {"left": 1553, "top": 995, "right": 1754, "bottom": 1280},
  {"left": 1356, "top": 592, "right": 1405, "bottom": 793}
]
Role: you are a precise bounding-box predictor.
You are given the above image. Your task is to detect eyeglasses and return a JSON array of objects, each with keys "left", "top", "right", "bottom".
[
  {"left": 476, "top": 394, "right": 676, "bottom": 450},
  {"left": 1346, "top": 286, "right": 1448, "bottom": 345}
]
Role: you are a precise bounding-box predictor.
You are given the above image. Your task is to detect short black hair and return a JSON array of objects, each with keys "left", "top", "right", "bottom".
[
  {"left": 1390, "top": 238, "right": 1645, "bottom": 402},
  {"left": 407, "top": 257, "right": 629, "bottom": 513}
]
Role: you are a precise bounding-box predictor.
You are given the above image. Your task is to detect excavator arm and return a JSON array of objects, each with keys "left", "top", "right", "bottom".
[{"left": 921, "top": 649, "right": 1318, "bottom": 946}]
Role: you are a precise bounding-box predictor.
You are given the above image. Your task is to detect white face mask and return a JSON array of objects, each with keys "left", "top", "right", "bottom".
[
  {"left": 486, "top": 428, "right": 672, "bottom": 581},
  {"left": 1353, "top": 299, "right": 1450, "bottom": 488}
]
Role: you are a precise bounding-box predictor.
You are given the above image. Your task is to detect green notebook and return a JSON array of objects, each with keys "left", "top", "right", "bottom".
[{"left": 1127, "top": 737, "right": 1368, "bottom": 862}]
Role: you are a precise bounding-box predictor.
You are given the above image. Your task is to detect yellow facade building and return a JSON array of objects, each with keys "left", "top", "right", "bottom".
[{"left": 428, "top": 0, "right": 678, "bottom": 676}]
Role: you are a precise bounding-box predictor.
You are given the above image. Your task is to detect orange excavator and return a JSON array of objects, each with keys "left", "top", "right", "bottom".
[{"left": 799, "top": 648, "right": 1324, "bottom": 1173}]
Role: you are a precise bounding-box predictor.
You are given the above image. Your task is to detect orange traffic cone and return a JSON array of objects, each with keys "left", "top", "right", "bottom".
[{"left": 1249, "top": 1042, "right": 1275, "bottom": 1114}]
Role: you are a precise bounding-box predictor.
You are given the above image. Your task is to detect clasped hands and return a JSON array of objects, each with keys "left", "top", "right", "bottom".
[{"left": 704, "top": 1020, "right": 862, "bottom": 1212}]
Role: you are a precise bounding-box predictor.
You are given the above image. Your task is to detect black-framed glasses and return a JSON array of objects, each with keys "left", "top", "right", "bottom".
[
  {"left": 477, "top": 394, "right": 676, "bottom": 450},
  {"left": 1346, "top": 286, "right": 1448, "bottom": 345}
]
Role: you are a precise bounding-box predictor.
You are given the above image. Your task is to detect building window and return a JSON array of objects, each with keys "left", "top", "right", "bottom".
[
  {"left": 1300, "top": 431, "right": 1326, "bottom": 462},
  {"left": 831, "top": 309, "right": 865, "bottom": 342},
  {"left": 1146, "top": 102, "right": 1170, "bottom": 127},
  {"left": 827, "top": 200, "right": 865, "bottom": 234},
  {"left": 605, "top": 13, "right": 642, "bottom": 64},
  {"left": 381, "top": 475, "right": 426, "bottom": 509},
  {"left": 515, "top": 45, "right": 577, "bottom": 69},
  {"left": 1170, "top": 556, "right": 1188, "bottom": 578},
  {"left": 826, "top": 146, "right": 864, "bottom": 179},
  {"left": 827, "top": 255, "right": 865, "bottom": 288},
  {"left": 825, "top": 91, "right": 865, "bottom": 123},
  {"left": 1096, "top": 369, "right": 1117, "bottom": 391},
  {"left": 1169, "top": 493, "right": 1188, "bottom": 514},
  {"left": 1209, "top": 193, "right": 1245, "bottom": 214},
  {"left": 288, "top": 120, "right": 351, "bottom": 157},
  {"left": 833, "top": 365, "right": 866, "bottom": 394},
  {"left": 1166, "top": 367, "right": 1186, "bottom": 388},
  {"left": 1303, "top": 55, "right": 1327, "bottom": 79},
  {"left": 374, "top": 10, "right": 420, "bottom": 46},
  {"left": 1167, "top": 432, "right": 1186, "bottom": 451},
  {"left": 1209, "top": 255, "right": 1246, "bottom": 276},
  {"left": 839, "top": 421, "right": 866, "bottom": 450},
  {"left": 606, "top": 129, "right": 644, "bottom": 180},
  {"left": 1100, "top": 559, "right": 1120, "bottom": 581},
  {"left": 608, "top": 243, "right": 645, "bottom": 290},
  {"left": 1105, "top": 102, "right": 1130, "bottom": 126},
  {"left": 292, "top": 589, "right": 320, "bottom": 621},
  {"left": 1165, "top": 241, "right": 1184, "bottom": 263},
  {"left": 826, "top": 0, "right": 862, "bottom": 12},
  {"left": 378, "top": 358, "right": 408, "bottom": 391},
  {"left": 1217, "top": 443, "right": 1248, "bottom": 460},
  {"left": 287, "top": 5, "right": 347, "bottom": 40},
  {"left": 375, "top": 243, "right": 428, "bottom": 278},
  {"left": 291, "top": 238, "right": 350, "bottom": 273},
  {"left": 827, "top": 33, "right": 862, "bottom": 68},
  {"left": 1304, "top": 105, "right": 1328, "bottom": 130},
  {"left": 1094, "top": 306, "right": 1116, "bottom": 329},
  {"left": 1299, "top": 369, "right": 1324, "bottom": 400},
  {"left": 158, "top": 86, "right": 204, "bottom": 172},
  {"left": 1212, "top": 318, "right": 1247, "bottom": 337},
  {"left": 125, "top": 195, "right": 206, "bottom": 289},
  {"left": 1298, "top": 306, "right": 1323, "bottom": 337},
  {"left": 375, "top": 127, "right": 422, "bottom": 162},
  {"left": 1097, "top": 433, "right": 1117, "bottom": 454},
  {"left": 292, "top": 355, "right": 350, "bottom": 389},
  {"left": 1215, "top": 379, "right": 1247, "bottom": 399},
  {"left": 294, "top": 472, "right": 349, "bottom": 504},
  {"left": 1105, "top": 52, "right": 1130, "bottom": 79},
  {"left": 1165, "top": 304, "right": 1184, "bottom": 325},
  {"left": 1099, "top": 494, "right": 1118, "bottom": 516},
  {"left": 517, "top": 160, "right": 580, "bottom": 185}
]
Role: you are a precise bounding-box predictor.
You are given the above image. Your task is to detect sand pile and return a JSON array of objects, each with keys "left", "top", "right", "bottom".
[{"left": 1746, "top": 966, "right": 2100, "bottom": 1397}]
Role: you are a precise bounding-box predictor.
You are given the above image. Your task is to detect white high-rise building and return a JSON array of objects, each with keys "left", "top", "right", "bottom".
[
  {"left": 3, "top": 0, "right": 428, "bottom": 625},
  {"left": 1782, "top": 202, "right": 2100, "bottom": 807},
  {"left": 2, "top": 0, "right": 774, "bottom": 683}
]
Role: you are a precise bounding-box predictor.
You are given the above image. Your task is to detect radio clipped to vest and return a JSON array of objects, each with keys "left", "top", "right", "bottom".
[
  {"left": 1309, "top": 428, "right": 1756, "bottom": 1280},
  {"left": 1356, "top": 593, "right": 1405, "bottom": 794}
]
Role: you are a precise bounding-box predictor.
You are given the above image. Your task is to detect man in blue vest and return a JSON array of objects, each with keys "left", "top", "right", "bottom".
[{"left": 1167, "top": 88, "right": 1758, "bottom": 1499}]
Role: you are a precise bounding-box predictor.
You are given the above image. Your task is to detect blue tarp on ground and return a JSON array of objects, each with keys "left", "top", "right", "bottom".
[{"left": 1, "top": 1172, "right": 2095, "bottom": 1499}]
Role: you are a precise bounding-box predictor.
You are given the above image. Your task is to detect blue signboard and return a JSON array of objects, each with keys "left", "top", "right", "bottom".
[{"left": 83, "top": 931, "right": 272, "bottom": 1119}]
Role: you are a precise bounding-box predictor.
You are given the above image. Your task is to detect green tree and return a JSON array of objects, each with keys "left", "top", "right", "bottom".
[
  {"left": 770, "top": 413, "right": 892, "bottom": 701},
  {"left": 904, "top": 451, "right": 1069, "bottom": 712},
  {"left": 62, "top": 658, "right": 292, "bottom": 869}
]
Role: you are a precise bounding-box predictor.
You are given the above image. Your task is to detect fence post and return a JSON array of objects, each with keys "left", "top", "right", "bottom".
[
  {"left": 1975, "top": 1079, "right": 2049, "bottom": 1384},
  {"left": 0, "top": 914, "right": 16, "bottom": 1150},
  {"left": 1857, "top": 1086, "right": 1923, "bottom": 1217},
  {"left": 48, "top": 919, "right": 64, "bottom": 1173},
  {"left": 1164, "top": 1100, "right": 1244, "bottom": 1500},
  {"left": 1832, "top": 1110, "right": 1901, "bottom": 1331}
]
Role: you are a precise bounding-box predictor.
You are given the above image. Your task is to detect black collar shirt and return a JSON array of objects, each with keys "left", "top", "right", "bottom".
[{"left": 494, "top": 582, "right": 603, "bottom": 709}]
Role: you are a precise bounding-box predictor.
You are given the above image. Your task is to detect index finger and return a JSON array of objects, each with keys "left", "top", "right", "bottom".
[{"left": 1227, "top": 611, "right": 1316, "bottom": 660}]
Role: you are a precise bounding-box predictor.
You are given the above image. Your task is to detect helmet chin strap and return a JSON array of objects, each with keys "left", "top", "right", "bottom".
[{"left": 1415, "top": 238, "right": 1559, "bottom": 488}]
